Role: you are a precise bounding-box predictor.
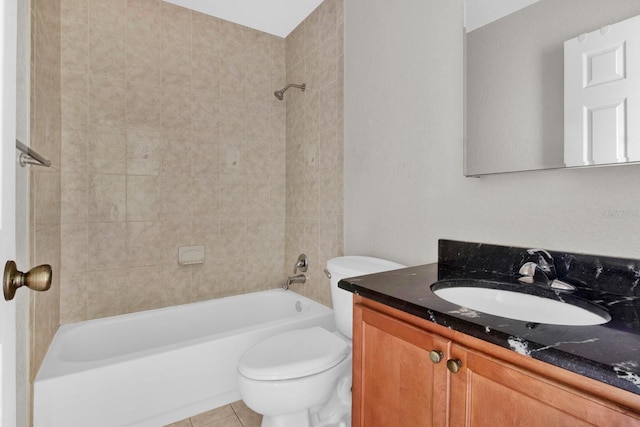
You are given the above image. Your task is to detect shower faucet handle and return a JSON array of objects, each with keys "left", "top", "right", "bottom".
[{"left": 293, "top": 254, "right": 308, "bottom": 274}]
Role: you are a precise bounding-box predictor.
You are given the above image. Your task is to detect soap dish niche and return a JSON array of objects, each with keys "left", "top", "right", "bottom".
[{"left": 178, "top": 246, "right": 205, "bottom": 265}]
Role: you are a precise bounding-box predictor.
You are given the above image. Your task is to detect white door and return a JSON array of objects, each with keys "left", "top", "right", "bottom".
[
  {"left": 564, "top": 14, "right": 640, "bottom": 167},
  {"left": 0, "top": 0, "right": 18, "bottom": 425}
]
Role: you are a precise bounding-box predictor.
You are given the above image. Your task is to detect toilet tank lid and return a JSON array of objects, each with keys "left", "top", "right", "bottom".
[{"left": 327, "top": 256, "right": 405, "bottom": 277}]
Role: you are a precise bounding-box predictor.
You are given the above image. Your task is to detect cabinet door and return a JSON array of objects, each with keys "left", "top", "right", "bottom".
[
  {"left": 353, "top": 304, "right": 451, "bottom": 427},
  {"left": 449, "top": 343, "right": 640, "bottom": 427}
]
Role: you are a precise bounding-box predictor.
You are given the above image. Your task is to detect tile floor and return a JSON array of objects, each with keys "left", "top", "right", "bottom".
[{"left": 165, "top": 401, "right": 262, "bottom": 427}]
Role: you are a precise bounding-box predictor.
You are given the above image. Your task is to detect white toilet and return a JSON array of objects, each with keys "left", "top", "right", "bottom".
[{"left": 237, "top": 256, "right": 405, "bottom": 427}]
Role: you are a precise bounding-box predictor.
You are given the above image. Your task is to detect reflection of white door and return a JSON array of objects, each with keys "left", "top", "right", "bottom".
[
  {"left": 0, "top": 0, "right": 18, "bottom": 426},
  {"left": 564, "top": 14, "right": 640, "bottom": 167}
]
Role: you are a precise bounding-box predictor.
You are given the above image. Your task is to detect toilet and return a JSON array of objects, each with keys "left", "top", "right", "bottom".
[{"left": 237, "top": 256, "right": 406, "bottom": 427}]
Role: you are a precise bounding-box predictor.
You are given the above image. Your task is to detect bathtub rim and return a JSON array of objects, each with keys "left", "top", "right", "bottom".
[{"left": 35, "top": 289, "right": 333, "bottom": 382}]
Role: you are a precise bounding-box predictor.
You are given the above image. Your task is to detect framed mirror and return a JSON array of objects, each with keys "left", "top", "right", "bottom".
[{"left": 464, "top": 0, "right": 640, "bottom": 176}]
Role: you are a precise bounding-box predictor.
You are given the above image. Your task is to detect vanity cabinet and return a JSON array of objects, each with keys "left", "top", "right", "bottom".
[{"left": 352, "top": 296, "right": 640, "bottom": 427}]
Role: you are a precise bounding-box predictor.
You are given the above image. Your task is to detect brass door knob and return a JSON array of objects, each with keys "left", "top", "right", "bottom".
[
  {"left": 3, "top": 261, "right": 52, "bottom": 301},
  {"left": 447, "top": 358, "right": 463, "bottom": 373},
  {"left": 429, "top": 350, "right": 444, "bottom": 363}
]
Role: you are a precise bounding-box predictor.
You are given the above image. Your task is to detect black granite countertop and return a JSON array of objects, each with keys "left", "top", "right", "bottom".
[{"left": 338, "top": 240, "right": 640, "bottom": 396}]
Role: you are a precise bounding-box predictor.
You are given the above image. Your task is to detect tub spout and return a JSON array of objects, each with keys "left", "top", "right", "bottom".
[{"left": 283, "top": 274, "right": 306, "bottom": 290}]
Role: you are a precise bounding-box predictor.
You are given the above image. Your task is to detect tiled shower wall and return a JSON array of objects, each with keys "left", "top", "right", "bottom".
[
  {"left": 59, "top": 1, "right": 287, "bottom": 322},
  {"left": 31, "top": 0, "right": 62, "bottom": 376},
  {"left": 284, "top": 0, "right": 344, "bottom": 306}
]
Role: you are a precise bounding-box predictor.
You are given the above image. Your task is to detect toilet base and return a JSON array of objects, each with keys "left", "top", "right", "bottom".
[{"left": 261, "top": 409, "right": 311, "bottom": 427}]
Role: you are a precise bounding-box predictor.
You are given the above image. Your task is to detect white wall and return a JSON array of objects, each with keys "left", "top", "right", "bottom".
[{"left": 344, "top": 0, "right": 640, "bottom": 266}]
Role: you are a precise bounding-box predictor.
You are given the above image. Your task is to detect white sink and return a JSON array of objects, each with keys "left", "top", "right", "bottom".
[{"left": 432, "top": 284, "right": 611, "bottom": 326}]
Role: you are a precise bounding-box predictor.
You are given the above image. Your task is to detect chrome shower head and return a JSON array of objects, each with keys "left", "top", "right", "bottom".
[{"left": 273, "top": 83, "right": 306, "bottom": 100}]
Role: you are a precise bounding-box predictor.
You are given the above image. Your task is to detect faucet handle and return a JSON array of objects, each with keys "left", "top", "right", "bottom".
[
  {"left": 526, "top": 248, "right": 557, "bottom": 279},
  {"left": 293, "top": 254, "right": 308, "bottom": 274}
]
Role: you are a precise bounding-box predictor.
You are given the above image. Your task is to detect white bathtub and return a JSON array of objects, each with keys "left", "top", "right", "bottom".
[{"left": 34, "top": 289, "right": 335, "bottom": 427}]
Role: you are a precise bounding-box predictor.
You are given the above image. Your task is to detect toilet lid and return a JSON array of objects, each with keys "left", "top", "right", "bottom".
[{"left": 238, "top": 327, "right": 349, "bottom": 381}]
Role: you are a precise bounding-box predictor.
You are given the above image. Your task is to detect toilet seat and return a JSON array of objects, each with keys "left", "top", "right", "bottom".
[{"left": 238, "top": 327, "right": 349, "bottom": 381}]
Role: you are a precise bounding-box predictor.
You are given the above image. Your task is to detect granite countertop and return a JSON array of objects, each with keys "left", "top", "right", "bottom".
[{"left": 338, "top": 241, "right": 640, "bottom": 397}]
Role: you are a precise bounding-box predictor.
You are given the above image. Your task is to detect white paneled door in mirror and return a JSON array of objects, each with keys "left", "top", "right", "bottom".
[{"left": 564, "top": 14, "right": 640, "bottom": 167}]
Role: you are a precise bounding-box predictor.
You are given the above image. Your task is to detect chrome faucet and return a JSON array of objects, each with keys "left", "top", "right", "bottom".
[
  {"left": 283, "top": 274, "right": 306, "bottom": 290},
  {"left": 526, "top": 249, "right": 557, "bottom": 280},
  {"left": 519, "top": 249, "right": 575, "bottom": 291}
]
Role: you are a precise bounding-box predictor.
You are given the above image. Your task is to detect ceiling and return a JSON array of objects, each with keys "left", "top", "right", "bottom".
[
  {"left": 162, "top": 0, "right": 324, "bottom": 38},
  {"left": 464, "top": 0, "right": 540, "bottom": 32}
]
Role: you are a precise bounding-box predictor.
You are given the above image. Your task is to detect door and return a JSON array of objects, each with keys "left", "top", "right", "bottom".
[
  {"left": 352, "top": 304, "right": 451, "bottom": 427},
  {"left": 564, "top": 14, "right": 640, "bottom": 167},
  {"left": 448, "top": 344, "right": 640, "bottom": 426},
  {"left": 0, "top": 0, "right": 18, "bottom": 426}
]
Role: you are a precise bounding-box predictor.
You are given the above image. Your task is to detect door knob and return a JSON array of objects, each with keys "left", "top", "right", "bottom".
[{"left": 3, "top": 261, "right": 52, "bottom": 301}]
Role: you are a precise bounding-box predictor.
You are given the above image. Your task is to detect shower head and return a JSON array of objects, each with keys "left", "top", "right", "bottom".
[{"left": 274, "top": 83, "right": 306, "bottom": 100}]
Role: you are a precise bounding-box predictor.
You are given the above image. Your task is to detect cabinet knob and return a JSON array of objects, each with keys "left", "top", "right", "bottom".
[
  {"left": 429, "top": 350, "right": 444, "bottom": 363},
  {"left": 447, "top": 358, "right": 463, "bottom": 373}
]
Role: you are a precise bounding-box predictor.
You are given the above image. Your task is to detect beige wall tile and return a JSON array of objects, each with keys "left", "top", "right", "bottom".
[
  {"left": 61, "top": 172, "right": 88, "bottom": 223},
  {"left": 161, "top": 43, "right": 191, "bottom": 87},
  {"left": 88, "top": 76, "right": 126, "bottom": 126},
  {"left": 127, "top": 128, "right": 161, "bottom": 175},
  {"left": 126, "top": 82, "right": 162, "bottom": 130},
  {"left": 89, "top": 126, "right": 126, "bottom": 174},
  {"left": 61, "top": 0, "right": 88, "bottom": 24},
  {"left": 161, "top": 2, "right": 192, "bottom": 48},
  {"left": 62, "top": 126, "right": 87, "bottom": 173},
  {"left": 34, "top": 172, "right": 61, "bottom": 226},
  {"left": 126, "top": 34, "right": 161, "bottom": 84},
  {"left": 86, "top": 269, "right": 128, "bottom": 318},
  {"left": 127, "top": 0, "right": 161, "bottom": 41},
  {"left": 62, "top": 71, "right": 88, "bottom": 125},
  {"left": 88, "top": 173, "right": 126, "bottom": 221},
  {"left": 159, "top": 175, "right": 192, "bottom": 217},
  {"left": 61, "top": 223, "right": 88, "bottom": 273},
  {"left": 89, "top": 25, "right": 126, "bottom": 79},
  {"left": 88, "top": 222, "right": 126, "bottom": 269},
  {"left": 34, "top": 11, "right": 61, "bottom": 71},
  {"left": 88, "top": 0, "right": 126, "bottom": 31},
  {"left": 127, "top": 175, "right": 159, "bottom": 221},
  {"left": 126, "top": 221, "right": 160, "bottom": 266},
  {"left": 161, "top": 85, "right": 191, "bottom": 128},
  {"left": 61, "top": 19, "right": 88, "bottom": 73},
  {"left": 60, "top": 271, "right": 88, "bottom": 323},
  {"left": 192, "top": 12, "right": 221, "bottom": 54}
]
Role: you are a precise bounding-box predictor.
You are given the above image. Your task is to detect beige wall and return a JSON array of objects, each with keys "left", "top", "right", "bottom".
[
  {"left": 284, "top": 0, "right": 344, "bottom": 306},
  {"left": 345, "top": 0, "right": 640, "bottom": 266},
  {"left": 30, "top": 0, "right": 62, "bottom": 379},
  {"left": 57, "top": 0, "right": 343, "bottom": 322},
  {"left": 58, "top": 0, "right": 287, "bottom": 322}
]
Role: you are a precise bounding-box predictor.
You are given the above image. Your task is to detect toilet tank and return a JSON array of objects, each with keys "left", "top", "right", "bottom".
[{"left": 327, "top": 256, "right": 406, "bottom": 339}]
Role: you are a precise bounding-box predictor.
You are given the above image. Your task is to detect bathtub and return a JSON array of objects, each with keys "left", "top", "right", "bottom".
[{"left": 34, "top": 289, "right": 335, "bottom": 427}]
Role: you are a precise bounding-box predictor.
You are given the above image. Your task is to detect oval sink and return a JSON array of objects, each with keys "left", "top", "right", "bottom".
[{"left": 431, "top": 281, "right": 611, "bottom": 326}]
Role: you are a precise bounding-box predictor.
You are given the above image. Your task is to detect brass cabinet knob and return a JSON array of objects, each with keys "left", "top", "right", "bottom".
[
  {"left": 429, "top": 350, "right": 444, "bottom": 363},
  {"left": 447, "top": 358, "right": 463, "bottom": 373},
  {"left": 3, "top": 261, "right": 52, "bottom": 301}
]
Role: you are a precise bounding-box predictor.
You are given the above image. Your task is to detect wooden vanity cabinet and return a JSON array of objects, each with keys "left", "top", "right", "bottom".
[
  {"left": 353, "top": 296, "right": 640, "bottom": 427},
  {"left": 352, "top": 300, "right": 451, "bottom": 426}
]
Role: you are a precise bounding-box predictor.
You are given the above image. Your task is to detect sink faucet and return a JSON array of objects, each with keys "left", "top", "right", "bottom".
[
  {"left": 519, "top": 249, "right": 575, "bottom": 291},
  {"left": 526, "top": 249, "right": 557, "bottom": 280}
]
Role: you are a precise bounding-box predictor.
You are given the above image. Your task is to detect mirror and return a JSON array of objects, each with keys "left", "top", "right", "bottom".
[{"left": 465, "top": 0, "right": 640, "bottom": 176}]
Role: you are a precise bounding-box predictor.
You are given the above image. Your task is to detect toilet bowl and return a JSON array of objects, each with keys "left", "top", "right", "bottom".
[{"left": 237, "top": 256, "right": 405, "bottom": 427}]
